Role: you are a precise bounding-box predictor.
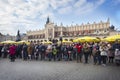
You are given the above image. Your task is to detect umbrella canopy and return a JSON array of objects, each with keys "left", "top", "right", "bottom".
[
  {"left": 42, "top": 41, "right": 52, "bottom": 44},
  {"left": 73, "top": 39, "right": 79, "bottom": 42},
  {"left": 100, "top": 38, "right": 106, "bottom": 42},
  {"left": 62, "top": 40, "right": 73, "bottom": 43},
  {"left": 1, "top": 40, "right": 17, "bottom": 44},
  {"left": 57, "top": 40, "right": 73, "bottom": 44},
  {"left": 17, "top": 40, "right": 30, "bottom": 45},
  {"left": 77, "top": 36, "right": 100, "bottom": 42},
  {"left": 104, "top": 35, "right": 120, "bottom": 42}
]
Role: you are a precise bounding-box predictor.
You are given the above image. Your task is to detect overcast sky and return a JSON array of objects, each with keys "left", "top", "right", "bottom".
[{"left": 0, "top": 0, "right": 120, "bottom": 35}]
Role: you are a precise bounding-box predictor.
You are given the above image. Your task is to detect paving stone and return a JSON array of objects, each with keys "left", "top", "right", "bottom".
[{"left": 0, "top": 59, "right": 120, "bottom": 80}]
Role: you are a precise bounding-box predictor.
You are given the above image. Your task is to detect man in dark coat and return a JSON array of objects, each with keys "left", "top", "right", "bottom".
[
  {"left": 0, "top": 44, "right": 3, "bottom": 57},
  {"left": 22, "top": 43, "right": 28, "bottom": 60},
  {"left": 39, "top": 44, "right": 46, "bottom": 60}
]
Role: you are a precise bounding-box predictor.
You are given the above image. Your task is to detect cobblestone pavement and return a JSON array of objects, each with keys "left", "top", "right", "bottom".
[{"left": 0, "top": 59, "right": 120, "bottom": 80}]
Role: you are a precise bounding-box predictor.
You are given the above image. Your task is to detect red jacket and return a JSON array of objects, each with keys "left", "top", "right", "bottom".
[
  {"left": 76, "top": 45, "right": 82, "bottom": 53},
  {"left": 9, "top": 45, "right": 16, "bottom": 55}
]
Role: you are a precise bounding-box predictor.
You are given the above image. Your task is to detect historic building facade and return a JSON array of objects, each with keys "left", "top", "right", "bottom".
[{"left": 27, "top": 17, "right": 112, "bottom": 43}]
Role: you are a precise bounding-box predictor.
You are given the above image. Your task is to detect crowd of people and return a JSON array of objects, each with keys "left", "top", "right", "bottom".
[{"left": 0, "top": 41, "right": 120, "bottom": 66}]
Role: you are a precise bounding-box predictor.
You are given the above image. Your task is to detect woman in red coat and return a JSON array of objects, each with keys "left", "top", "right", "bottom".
[{"left": 9, "top": 44, "right": 16, "bottom": 62}]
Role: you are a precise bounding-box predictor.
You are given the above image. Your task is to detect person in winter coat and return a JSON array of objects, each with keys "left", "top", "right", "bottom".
[
  {"left": 112, "top": 41, "right": 120, "bottom": 51},
  {"left": 46, "top": 43, "right": 52, "bottom": 61},
  {"left": 83, "top": 42, "right": 90, "bottom": 64},
  {"left": 92, "top": 44, "right": 100, "bottom": 65},
  {"left": 72, "top": 44, "right": 77, "bottom": 60},
  {"left": 15, "top": 44, "right": 23, "bottom": 59},
  {"left": 22, "top": 43, "right": 28, "bottom": 60},
  {"left": 27, "top": 43, "right": 33, "bottom": 60},
  {"left": 115, "top": 49, "right": 120, "bottom": 66},
  {"left": 52, "top": 46, "right": 57, "bottom": 61},
  {"left": 107, "top": 43, "right": 114, "bottom": 63},
  {"left": 99, "top": 44, "right": 108, "bottom": 66},
  {"left": 76, "top": 43, "right": 83, "bottom": 63},
  {"left": 2, "top": 44, "right": 9, "bottom": 58},
  {"left": 63, "top": 44, "right": 68, "bottom": 61},
  {"left": 9, "top": 44, "right": 16, "bottom": 62},
  {"left": 39, "top": 44, "right": 46, "bottom": 60},
  {"left": 89, "top": 42, "right": 93, "bottom": 58},
  {"left": 57, "top": 44, "right": 62, "bottom": 61},
  {"left": 0, "top": 44, "right": 3, "bottom": 57},
  {"left": 67, "top": 44, "right": 73, "bottom": 61}
]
